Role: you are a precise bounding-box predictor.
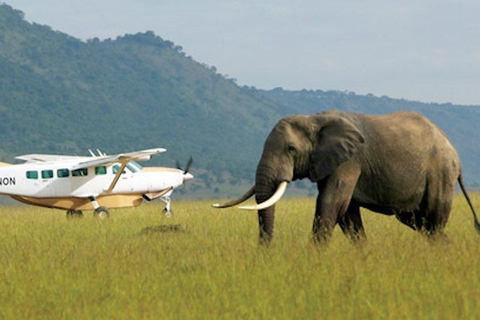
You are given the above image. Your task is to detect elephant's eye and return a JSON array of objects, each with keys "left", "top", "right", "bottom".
[{"left": 288, "top": 145, "right": 296, "bottom": 154}]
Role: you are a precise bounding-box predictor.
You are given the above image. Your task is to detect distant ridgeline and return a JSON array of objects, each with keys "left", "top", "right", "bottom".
[
  {"left": 260, "top": 88, "right": 480, "bottom": 189},
  {"left": 0, "top": 3, "right": 479, "bottom": 199}
]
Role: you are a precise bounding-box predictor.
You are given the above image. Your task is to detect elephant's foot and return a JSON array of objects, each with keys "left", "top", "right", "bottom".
[
  {"left": 258, "top": 230, "right": 273, "bottom": 246},
  {"left": 311, "top": 230, "right": 332, "bottom": 246},
  {"left": 423, "top": 229, "right": 450, "bottom": 244}
]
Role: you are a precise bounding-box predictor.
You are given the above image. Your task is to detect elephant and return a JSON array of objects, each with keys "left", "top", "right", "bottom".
[{"left": 213, "top": 109, "right": 480, "bottom": 243}]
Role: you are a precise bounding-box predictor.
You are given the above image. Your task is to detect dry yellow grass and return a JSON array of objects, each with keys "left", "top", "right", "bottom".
[{"left": 1, "top": 194, "right": 480, "bottom": 319}]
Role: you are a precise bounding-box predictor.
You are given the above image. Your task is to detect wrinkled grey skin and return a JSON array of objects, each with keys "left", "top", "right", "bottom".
[{"left": 255, "top": 110, "right": 479, "bottom": 243}]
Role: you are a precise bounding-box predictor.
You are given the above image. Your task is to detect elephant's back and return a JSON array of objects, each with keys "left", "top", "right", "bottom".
[
  {"left": 352, "top": 111, "right": 461, "bottom": 210},
  {"left": 357, "top": 111, "right": 458, "bottom": 162}
]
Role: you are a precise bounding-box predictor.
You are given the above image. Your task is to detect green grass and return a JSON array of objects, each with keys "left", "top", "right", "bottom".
[{"left": 1, "top": 195, "right": 480, "bottom": 319}]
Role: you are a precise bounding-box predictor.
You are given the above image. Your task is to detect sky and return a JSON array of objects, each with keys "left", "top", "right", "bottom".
[{"left": 5, "top": 0, "right": 480, "bottom": 105}]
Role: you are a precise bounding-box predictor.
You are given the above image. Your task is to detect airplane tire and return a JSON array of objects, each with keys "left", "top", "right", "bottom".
[
  {"left": 163, "top": 208, "right": 173, "bottom": 218},
  {"left": 94, "top": 206, "right": 110, "bottom": 219}
]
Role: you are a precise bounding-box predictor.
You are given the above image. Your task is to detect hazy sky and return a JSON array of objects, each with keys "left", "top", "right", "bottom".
[{"left": 5, "top": 0, "right": 480, "bottom": 105}]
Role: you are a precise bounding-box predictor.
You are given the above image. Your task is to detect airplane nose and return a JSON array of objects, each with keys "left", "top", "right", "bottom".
[{"left": 183, "top": 172, "right": 194, "bottom": 182}]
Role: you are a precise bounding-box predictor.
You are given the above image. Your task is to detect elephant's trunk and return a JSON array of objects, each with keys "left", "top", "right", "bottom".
[
  {"left": 258, "top": 206, "right": 275, "bottom": 242},
  {"left": 255, "top": 165, "right": 280, "bottom": 242},
  {"left": 255, "top": 183, "right": 276, "bottom": 242}
]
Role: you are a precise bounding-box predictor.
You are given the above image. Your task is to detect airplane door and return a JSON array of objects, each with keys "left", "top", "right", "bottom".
[
  {"left": 23, "top": 169, "right": 41, "bottom": 195},
  {"left": 122, "top": 171, "right": 135, "bottom": 192},
  {"left": 39, "top": 169, "right": 56, "bottom": 196},
  {"left": 113, "top": 164, "right": 135, "bottom": 192}
]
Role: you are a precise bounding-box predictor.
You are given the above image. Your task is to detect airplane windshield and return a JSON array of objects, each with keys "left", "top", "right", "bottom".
[{"left": 126, "top": 161, "right": 143, "bottom": 173}]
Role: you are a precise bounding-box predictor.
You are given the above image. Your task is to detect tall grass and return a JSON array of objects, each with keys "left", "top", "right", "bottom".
[{"left": 1, "top": 195, "right": 480, "bottom": 319}]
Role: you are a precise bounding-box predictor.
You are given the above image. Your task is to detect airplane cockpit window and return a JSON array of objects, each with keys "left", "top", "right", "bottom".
[
  {"left": 113, "top": 165, "right": 126, "bottom": 175},
  {"left": 126, "top": 163, "right": 140, "bottom": 173},
  {"left": 95, "top": 166, "right": 107, "bottom": 175},
  {"left": 72, "top": 168, "right": 88, "bottom": 177},
  {"left": 26, "top": 171, "right": 38, "bottom": 179},
  {"left": 57, "top": 169, "right": 69, "bottom": 178},
  {"left": 130, "top": 161, "right": 143, "bottom": 172},
  {"left": 41, "top": 170, "right": 54, "bottom": 179}
]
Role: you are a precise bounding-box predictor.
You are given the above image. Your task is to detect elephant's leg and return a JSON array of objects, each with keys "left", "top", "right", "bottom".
[
  {"left": 419, "top": 173, "right": 455, "bottom": 236},
  {"left": 312, "top": 162, "right": 361, "bottom": 243},
  {"left": 422, "top": 198, "right": 452, "bottom": 236},
  {"left": 395, "top": 211, "right": 418, "bottom": 231},
  {"left": 338, "top": 200, "right": 366, "bottom": 241},
  {"left": 312, "top": 196, "right": 337, "bottom": 243}
]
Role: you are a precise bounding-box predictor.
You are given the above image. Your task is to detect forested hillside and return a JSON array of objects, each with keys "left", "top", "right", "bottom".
[
  {"left": 1, "top": 4, "right": 479, "bottom": 199},
  {"left": 0, "top": 4, "right": 282, "bottom": 197}
]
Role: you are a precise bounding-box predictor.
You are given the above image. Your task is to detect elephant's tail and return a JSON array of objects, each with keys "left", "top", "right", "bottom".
[{"left": 458, "top": 174, "right": 480, "bottom": 234}]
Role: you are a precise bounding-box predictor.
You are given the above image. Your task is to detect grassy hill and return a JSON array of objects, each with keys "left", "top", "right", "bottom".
[{"left": 1, "top": 3, "right": 480, "bottom": 199}]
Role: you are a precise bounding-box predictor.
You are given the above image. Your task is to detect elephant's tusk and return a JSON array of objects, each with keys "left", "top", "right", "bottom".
[
  {"left": 238, "top": 181, "right": 288, "bottom": 211},
  {"left": 212, "top": 185, "right": 255, "bottom": 208}
]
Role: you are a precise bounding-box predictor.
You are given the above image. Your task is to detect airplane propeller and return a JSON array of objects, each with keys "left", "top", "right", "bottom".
[
  {"left": 176, "top": 157, "right": 193, "bottom": 174},
  {"left": 176, "top": 157, "right": 194, "bottom": 183}
]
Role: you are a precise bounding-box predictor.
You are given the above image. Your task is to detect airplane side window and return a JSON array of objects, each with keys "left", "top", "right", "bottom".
[
  {"left": 26, "top": 171, "right": 38, "bottom": 179},
  {"left": 72, "top": 168, "right": 88, "bottom": 177},
  {"left": 112, "top": 165, "right": 126, "bottom": 175},
  {"left": 57, "top": 169, "right": 69, "bottom": 178},
  {"left": 41, "top": 170, "right": 54, "bottom": 179},
  {"left": 95, "top": 166, "right": 107, "bottom": 175}
]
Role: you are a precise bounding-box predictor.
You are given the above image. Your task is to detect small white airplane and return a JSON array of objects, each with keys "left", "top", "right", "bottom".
[{"left": 0, "top": 148, "right": 193, "bottom": 218}]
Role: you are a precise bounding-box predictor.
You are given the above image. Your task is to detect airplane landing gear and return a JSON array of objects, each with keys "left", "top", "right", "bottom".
[
  {"left": 66, "top": 210, "right": 83, "bottom": 219},
  {"left": 94, "top": 206, "right": 110, "bottom": 219},
  {"left": 161, "top": 196, "right": 173, "bottom": 218},
  {"left": 89, "top": 196, "right": 110, "bottom": 219}
]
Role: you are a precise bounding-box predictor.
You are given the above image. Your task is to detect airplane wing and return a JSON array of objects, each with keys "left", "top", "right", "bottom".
[
  {"left": 17, "top": 148, "right": 166, "bottom": 168},
  {"left": 70, "top": 148, "right": 166, "bottom": 170},
  {"left": 15, "top": 154, "right": 81, "bottom": 162},
  {"left": 71, "top": 148, "right": 167, "bottom": 194}
]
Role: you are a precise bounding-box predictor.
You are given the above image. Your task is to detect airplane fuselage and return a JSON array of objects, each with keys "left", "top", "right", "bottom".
[{"left": 0, "top": 159, "right": 191, "bottom": 211}]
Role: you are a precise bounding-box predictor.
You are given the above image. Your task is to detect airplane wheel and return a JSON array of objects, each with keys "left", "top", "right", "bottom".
[
  {"left": 94, "top": 206, "right": 110, "bottom": 219},
  {"left": 163, "top": 208, "right": 173, "bottom": 218},
  {"left": 67, "top": 210, "right": 83, "bottom": 219}
]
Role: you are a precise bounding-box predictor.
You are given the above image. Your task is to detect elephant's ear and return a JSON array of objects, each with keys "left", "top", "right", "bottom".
[{"left": 310, "top": 116, "right": 365, "bottom": 181}]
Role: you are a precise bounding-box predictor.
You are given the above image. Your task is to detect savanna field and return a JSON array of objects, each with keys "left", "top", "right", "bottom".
[{"left": 2, "top": 195, "right": 480, "bottom": 319}]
